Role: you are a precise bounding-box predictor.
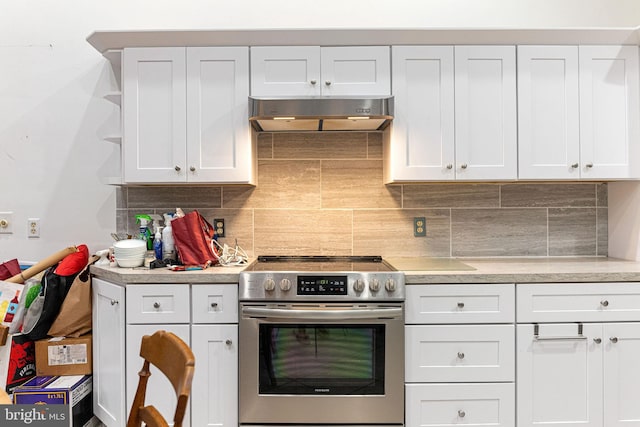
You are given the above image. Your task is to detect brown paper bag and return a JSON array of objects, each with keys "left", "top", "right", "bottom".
[{"left": 47, "top": 255, "right": 99, "bottom": 338}]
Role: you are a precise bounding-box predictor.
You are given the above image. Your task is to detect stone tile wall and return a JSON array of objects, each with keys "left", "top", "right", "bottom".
[{"left": 116, "top": 132, "right": 608, "bottom": 258}]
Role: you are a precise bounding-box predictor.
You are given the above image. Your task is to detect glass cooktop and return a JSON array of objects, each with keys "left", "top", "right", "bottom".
[{"left": 245, "top": 255, "right": 396, "bottom": 273}]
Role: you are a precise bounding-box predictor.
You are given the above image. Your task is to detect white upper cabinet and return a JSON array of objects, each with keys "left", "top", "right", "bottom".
[
  {"left": 250, "top": 46, "right": 391, "bottom": 97},
  {"left": 123, "top": 47, "right": 254, "bottom": 184},
  {"left": 579, "top": 45, "right": 640, "bottom": 180},
  {"left": 386, "top": 45, "right": 517, "bottom": 182},
  {"left": 518, "top": 45, "right": 640, "bottom": 180},
  {"left": 123, "top": 47, "right": 187, "bottom": 183},
  {"left": 518, "top": 46, "right": 580, "bottom": 180}
]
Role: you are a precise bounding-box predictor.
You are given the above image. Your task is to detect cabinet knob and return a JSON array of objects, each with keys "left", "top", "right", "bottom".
[
  {"left": 189, "top": 166, "right": 196, "bottom": 172},
  {"left": 325, "top": 81, "right": 332, "bottom": 86},
  {"left": 110, "top": 299, "right": 118, "bottom": 306},
  {"left": 174, "top": 165, "right": 181, "bottom": 172},
  {"left": 446, "top": 164, "right": 453, "bottom": 170},
  {"left": 458, "top": 410, "right": 466, "bottom": 418},
  {"left": 571, "top": 163, "right": 579, "bottom": 169},
  {"left": 153, "top": 302, "right": 160, "bottom": 309},
  {"left": 225, "top": 339, "right": 232, "bottom": 346},
  {"left": 601, "top": 300, "right": 609, "bottom": 307},
  {"left": 610, "top": 337, "right": 618, "bottom": 343},
  {"left": 457, "top": 352, "right": 465, "bottom": 360},
  {"left": 457, "top": 302, "right": 465, "bottom": 309},
  {"left": 310, "top": 79, "right": 317, "bottom": 85},
  {"left": 211, "top": 302, "right": 218, "bottom": 308},
  {"left": 593, "top": 338, "right": 602, "bottom": 344},
  {"left": 586, "top": 162, "right": 594, "bottom": 168},
  {"left": 460, "top": 163, "right": 468, "bottom": 169}
]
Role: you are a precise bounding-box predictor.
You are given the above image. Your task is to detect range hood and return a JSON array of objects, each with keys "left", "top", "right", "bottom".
[{"left": 249, "top": 96, "right": 394, "bottom": 132}]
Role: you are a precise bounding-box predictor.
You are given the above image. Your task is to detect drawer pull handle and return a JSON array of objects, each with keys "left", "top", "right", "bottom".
[
  {"left": 457, "top": 352, "right": 465, "bottom": 360},
  {"left": 153, "top": 302, "right": 160, "bottom": 309},
  {"left": 534, "top": 323, "right": 587, "bottom": 341},
  {"left": 211, "top": 302, "right": 218, "bottom": 308},
  {"left": 610, "top": 337, "right": 618, "bottom": 343},
  {"left": 601, "top": 300, "right": 609, "bottom": 307},
  {"left": 593, "top": 338, "right": 602, "bottom": 344},
  {"left": 225, "top": 339, "right": 232, "bottom": 345},
  {"left": 110, "top": 300, "right": 118, "bottom": 306},
  {"left": 457, "top": 302, "right": 464, "bottom": 309},
  {"left": 458, "top": 410, "right": 466, "bottom": 418}
]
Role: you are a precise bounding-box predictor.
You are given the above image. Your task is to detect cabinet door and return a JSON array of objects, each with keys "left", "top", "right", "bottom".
[
  {"left": 250, "top": 46, "right": 321, "bottom": 96},
  {"left": 186, "top": 47, "right": 253, "bottom": 184},
  {"left": 455, "top": 46, "right": 517, "bottom": 180},
  {"left": 191, "top": 325, "right": 238, "bottom": 427},
  {"left": 123, "top": 47, "right": 187, "bottom": 183},
  {"left": 603, "top": 322, "right": 640, "bottom": 427},
  {"left": 579, "top": 46, "right": 640, "bottom": 179},
  {"left": 406, "top": 383, "right": 515, "bottom": 427},
  {"left": 192, "top": 284, "right": 238, "bottom": 324},
  {"left": 386, "top": 46, "right": 455, "bottom": 182},
  {"left": 406, "top": 324, "right": 514, "bottom": 383},
  {"left": 517, "top": 323, "right": 602, "bottom": 427},
  {"left": 321, "top": 46, "right": 391, "bottom": 96},
  {"left": 518, "top": 46, "right": 580, "bottom": 179},
  {"left": 92, "top": 279, "right": 126, "bottom": 427},
  {"left": 126, "top": 324, "right": 191, "bottom": 427}
]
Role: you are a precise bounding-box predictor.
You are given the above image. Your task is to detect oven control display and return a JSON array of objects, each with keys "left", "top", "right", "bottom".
[{"left": 297, "top": 276, "right": 348, "bottom": 295}]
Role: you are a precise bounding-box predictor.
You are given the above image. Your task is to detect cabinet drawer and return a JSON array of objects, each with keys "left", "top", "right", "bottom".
[
  {"left": 192, "top": 284, "right": 238, "bottom": 324},
  {"left": 406, "top": 324, "right": 514, "bottom": 382},
  {"left": 406, "top": 284, "right": 515, "bottom": 324},
  {"left": 517, "top": 282, "right": 640, "bottom": 322},
  {"left": 126, "top": 284, "right": 190, "bottom": 324},
  {"left": 406, "top": 383, "right": 515, "bottom": 427}
]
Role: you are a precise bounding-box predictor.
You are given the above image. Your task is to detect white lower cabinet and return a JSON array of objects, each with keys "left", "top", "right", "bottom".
[
  {"left": 405, "top": 284, "right": 516, "bottom": 427},
  {"left": 92, "top": 279, "right": 238, "bottom": 427},
  {"left": 406, "top": 383, "right": 515, "bottom": 427},
  {"left": 517, "top": 283, "right": 640, "bottom": 427}
]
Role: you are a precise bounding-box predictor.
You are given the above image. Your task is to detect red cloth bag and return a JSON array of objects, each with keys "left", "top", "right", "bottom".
[
  {"left": 0, "top": 259, "right": 21, "bottom": 280},
  {"left": 171, "top": 211, "right": 218, "bottom": 268}
]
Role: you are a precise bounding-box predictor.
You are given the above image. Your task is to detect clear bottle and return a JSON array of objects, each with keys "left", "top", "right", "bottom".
[{"left": 162, "top": 213, "right": 175, "bottom": 261}]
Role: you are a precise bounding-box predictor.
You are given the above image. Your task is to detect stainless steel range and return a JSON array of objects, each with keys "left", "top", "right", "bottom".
[{"left": 239, "top": 255, "right": 405, "bottom": 427}]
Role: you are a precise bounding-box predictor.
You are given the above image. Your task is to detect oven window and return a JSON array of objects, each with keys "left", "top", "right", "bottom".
[{"left": 258, "top": 324, "right": 385, "bottom": 395}]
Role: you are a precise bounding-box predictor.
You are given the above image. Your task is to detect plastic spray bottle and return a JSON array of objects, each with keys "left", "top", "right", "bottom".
[
  {"left": 153, "top": 226, "right": 163, "bottom": 260},
  {"left": 135, "top": 214, "right": 153, "bottom": 250},
  {"left": 162, "top": 213, "right": 175, "bottom": 261}
]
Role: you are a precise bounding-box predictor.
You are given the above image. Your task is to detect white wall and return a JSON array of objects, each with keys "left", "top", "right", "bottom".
[{"left": 1, "top": 0, "right": 639, "bottom": 263}]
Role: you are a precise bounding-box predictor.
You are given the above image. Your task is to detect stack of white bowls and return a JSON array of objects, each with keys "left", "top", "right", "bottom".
[{"left": 113, "top": 239, "right": 147, "bottom": 267}]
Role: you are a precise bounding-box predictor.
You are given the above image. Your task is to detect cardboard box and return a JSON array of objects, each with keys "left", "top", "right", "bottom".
[
  {"left": 35, "top": 335, "right": 92, "bottom": 376},
  {"left": 12, "top": 375, "right": 95, "bottom": 427}
]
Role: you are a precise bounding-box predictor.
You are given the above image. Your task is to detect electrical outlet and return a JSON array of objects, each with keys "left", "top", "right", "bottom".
[
  {"left": 28, "top": 218, "right": 40, "bottom": 238},
  {"left": 214, "top": 218, "right": 225, "bottom": 237},
  {"left": 0, "top": 212, "right": 13, "bottom": 234},
  {"left": 413, "top": 217, "right": 426, "bottom": 237}
]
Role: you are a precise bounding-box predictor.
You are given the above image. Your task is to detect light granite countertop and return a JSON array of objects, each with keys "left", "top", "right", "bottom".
[{"left": 91, "top": 257, "right": 640, "bottom": 285}]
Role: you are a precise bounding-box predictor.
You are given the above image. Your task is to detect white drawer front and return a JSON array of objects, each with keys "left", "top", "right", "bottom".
[
  {"left": 126, "top": 284, "right": 190, "bottom": 324},
  {"left": 406, "top": 383, "right": 515, "bottom": 427},
  {"left": 406, "top": 284, "right": 515, "bottom": 324},
  {"left": 406, "top": 324, "right": 515, "bottom": 382},
  {"left": 192, "top": 284, "right": 238, "bottom": 324},
  {"left": 517, "top": 283, "right": 640, "bottom": 323}
]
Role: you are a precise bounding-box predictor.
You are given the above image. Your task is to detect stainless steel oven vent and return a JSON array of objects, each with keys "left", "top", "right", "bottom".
[{"left": 249, "top": 96, "right": 394, "bottom": 132}]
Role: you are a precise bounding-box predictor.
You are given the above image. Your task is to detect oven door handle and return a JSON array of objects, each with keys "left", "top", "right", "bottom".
[{"left": 242, "top": 306, "right": 403, "bottom": 320}]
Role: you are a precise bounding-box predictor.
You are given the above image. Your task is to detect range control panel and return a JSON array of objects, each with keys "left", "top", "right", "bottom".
[{"left": 297, "top": 276, "right": 348, "bottom": 296}]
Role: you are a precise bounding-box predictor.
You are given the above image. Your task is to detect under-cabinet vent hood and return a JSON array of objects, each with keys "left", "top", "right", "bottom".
[{"left": 249, "top": 96, "right": 394, "bottom": 132}]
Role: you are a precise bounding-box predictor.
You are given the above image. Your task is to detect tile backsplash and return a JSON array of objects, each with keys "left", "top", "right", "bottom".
[{"left": 116, "top": 132, "right": 608, "bottom": 258}]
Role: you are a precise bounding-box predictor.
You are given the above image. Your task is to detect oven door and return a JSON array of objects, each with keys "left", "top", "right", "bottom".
[{"left": 239, "top": 303, "right": 404, "bottom": 425}]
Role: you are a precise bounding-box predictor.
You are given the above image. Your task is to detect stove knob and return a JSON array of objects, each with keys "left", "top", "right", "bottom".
[
  {"left": 264, "top": 278, "right": 276, "bottom": 292},
  {"left": 369, "top": 278, "right": 381, "bottom": 292},
  {"left": 385, "top": 278, "right": 397, "bottom": 292},
  {"left": 280, "top": 278, "right": 292, "bottom": 292},
  {"left": 353, "top": 279, "right": 365, "bottom": 293}
]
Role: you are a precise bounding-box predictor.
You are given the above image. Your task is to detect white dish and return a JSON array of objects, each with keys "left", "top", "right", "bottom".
[
  {"left": 115, "top": 257, "right": 144, "bottom": 268},
  {"left": 113, "top": 239, "right": 147, "bottom": 250}
]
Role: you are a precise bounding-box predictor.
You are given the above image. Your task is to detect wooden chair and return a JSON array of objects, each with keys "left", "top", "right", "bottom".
[{"left": 127, "top": 330, "right": 195, "bottom": 427}]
